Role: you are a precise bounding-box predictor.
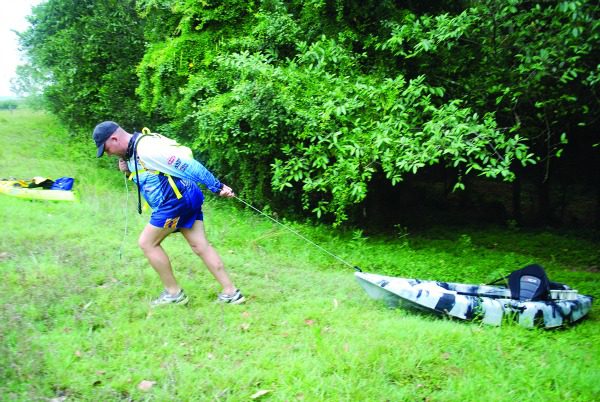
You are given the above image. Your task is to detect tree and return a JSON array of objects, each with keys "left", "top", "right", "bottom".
[
  {"left": 17, "top": 0, "right": 147, "bottom": 129},
  {"left": 19, "top": 0, "right": 599, "bottom": 226},
  {"left": 380, "top": 0, "right": 600, "bottom": 223},
  {"left": 137, "top": 1, "right": 534, "bottom": 224}
]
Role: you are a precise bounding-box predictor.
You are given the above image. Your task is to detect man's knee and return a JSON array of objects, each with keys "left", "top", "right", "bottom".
[
  {"left": 189, "top": 239, "right": 210, "bottom": 256},
  {"left": 138, "top": 236, "right": 149, "bottom": 253},
  {"left": 138, "top": 225, "right": 171, "bottom": 254},
  {"left": 138, "top": 235, "right": 158, "bottom": 253}
]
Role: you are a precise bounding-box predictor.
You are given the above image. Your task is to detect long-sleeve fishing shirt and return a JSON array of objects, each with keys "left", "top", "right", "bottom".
[{"left": 125, "top": 133, "right": 222, "bottom": 210}]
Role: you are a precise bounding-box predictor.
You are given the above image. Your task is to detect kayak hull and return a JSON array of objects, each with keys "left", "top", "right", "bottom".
[
  {"left": 355, "top": 272, "right": 593, "bottom": 329},
  {"left": 0, "top": 182, "right": 76, "bottom": 201}
]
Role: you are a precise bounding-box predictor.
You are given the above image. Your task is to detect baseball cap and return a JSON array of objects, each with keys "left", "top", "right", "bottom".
[{"left": 93, "top": 121, "right": 119, "bottom": 157}]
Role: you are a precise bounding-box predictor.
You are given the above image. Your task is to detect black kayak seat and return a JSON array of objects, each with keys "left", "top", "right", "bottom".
[{"left": 491, "top": 264, "right": 568, "bottom": 302}]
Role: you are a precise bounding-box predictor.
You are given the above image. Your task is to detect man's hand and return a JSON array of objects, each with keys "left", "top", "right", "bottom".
[
  {"left": 118, "top": 158, "right": 130, "bottom": 175},
  {"left": 219, "top": 184, "right": 235, "bottom": 198}
]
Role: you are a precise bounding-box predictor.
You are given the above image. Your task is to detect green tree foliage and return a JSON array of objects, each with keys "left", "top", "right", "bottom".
[
  {"left": 379, "top": 0, "right": 599, "bottom": 221},
  {"left": 17, "top": 0, "right": 146, "bottom": 129},
  {"left": 382, "top": 0, "right": 599, "bottom": 175},
  {"left": 18, "top": 0, "right": 600, "bottom": 225},
  {"left": 137, "top": 0, "right": 536, "bottom": 223}
]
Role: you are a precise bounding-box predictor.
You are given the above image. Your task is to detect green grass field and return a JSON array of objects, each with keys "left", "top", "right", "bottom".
[{"left": 1, "top": 109, "right": 599, "bottom": 401}]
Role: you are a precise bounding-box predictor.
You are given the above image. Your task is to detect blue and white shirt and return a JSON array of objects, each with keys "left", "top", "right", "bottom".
[{"left": 126, "top": 133, "right": 222, "bottom": 209}]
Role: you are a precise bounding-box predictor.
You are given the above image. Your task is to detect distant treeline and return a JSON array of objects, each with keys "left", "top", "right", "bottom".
[
  {"left": 15, "top": 0, "right": 600, "bottom": 228},
  {"left": 0, "top": 100, "right": 18, "bottom": 110}
]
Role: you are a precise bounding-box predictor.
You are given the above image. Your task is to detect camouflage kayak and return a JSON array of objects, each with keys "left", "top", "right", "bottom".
[{"left": 355, "top": 271, "right": 593, "bottom": 329}]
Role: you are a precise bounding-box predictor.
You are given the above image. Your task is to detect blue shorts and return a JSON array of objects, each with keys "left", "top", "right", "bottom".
[{"left": 149, "top": 185, "right": 204, "bottom": 229}]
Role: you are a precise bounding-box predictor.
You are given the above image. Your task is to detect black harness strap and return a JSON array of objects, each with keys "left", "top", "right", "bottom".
[
  {"left": 128, "top": 132, "right": 183, "bottom": 215},
  {"left": 128, "top": 132, "right": 145, "bottom": 215}
]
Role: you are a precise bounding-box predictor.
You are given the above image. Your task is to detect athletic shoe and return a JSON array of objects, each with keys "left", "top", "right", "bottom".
[
  {"left": 217, "top": 289, "right": 245, "bottom": 304},
  {"left": 150, "top": 289, "right": 189, "bottom": 307}
]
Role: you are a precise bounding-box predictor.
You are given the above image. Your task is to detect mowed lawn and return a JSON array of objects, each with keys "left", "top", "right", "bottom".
[{"left": 1, "top": 109, "right": 599, "bottom": 401}]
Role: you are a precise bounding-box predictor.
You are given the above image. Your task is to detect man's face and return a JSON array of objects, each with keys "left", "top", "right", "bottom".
[{"left": 102, "top": 130, "right": 127, "bottom": 158}]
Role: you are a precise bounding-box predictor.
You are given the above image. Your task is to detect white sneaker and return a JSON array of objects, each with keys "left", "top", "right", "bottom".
[
  {"left": 151, "top": 289, "right": 189, "bottom": 307},
  {"left": 217, "top": 289, "right": 245, "bottom": 304}
]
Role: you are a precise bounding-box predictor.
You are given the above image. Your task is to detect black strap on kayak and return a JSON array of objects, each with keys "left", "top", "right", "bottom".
[
  {"left": 233, "top": 195, "right": 361, "bottom": 272},
  {"left": 486, "top": 275, "right": 509, "bottom": 286}
]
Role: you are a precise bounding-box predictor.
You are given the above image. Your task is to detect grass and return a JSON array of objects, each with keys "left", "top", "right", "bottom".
[{"left": 1, "top": 109, "right": 599, "bottom": 401}]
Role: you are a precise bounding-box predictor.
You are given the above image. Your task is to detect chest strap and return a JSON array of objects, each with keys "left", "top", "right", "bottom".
[
  {"left": 128, "top": 170, "right": 183, "bottom": 200},
  {"left": 165, "top": 174, "right": 183, "bottom": 199}
]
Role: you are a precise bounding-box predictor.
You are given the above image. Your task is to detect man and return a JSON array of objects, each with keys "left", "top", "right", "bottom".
[{"left": 92, "top": 121, "right": 244, "bottom": 306}]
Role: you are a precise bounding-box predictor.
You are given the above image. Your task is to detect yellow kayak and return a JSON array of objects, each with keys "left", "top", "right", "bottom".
[{"left": 0, "top": 180, "right": 76, "bottom": 201}]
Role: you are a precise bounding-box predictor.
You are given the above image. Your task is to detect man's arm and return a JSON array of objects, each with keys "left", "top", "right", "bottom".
[{"left": 137, "top": 137, "right": 226, "bottom": 194}]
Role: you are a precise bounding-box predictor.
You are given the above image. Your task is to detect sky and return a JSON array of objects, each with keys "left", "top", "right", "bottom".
[{"left": 0, "top": 0, "right": 44, "bottom": 97}]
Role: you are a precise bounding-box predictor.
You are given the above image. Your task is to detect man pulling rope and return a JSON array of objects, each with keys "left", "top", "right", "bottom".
[{"left": 93, "top": 121, "right": 245, "bottom": 307}]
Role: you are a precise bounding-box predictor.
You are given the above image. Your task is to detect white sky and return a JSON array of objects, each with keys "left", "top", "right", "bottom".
[{"left": 0, "top": 0, "right": 44, "bottom": 97}]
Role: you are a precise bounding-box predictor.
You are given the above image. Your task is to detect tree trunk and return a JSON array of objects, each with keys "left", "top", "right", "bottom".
[
  {"left": 512, "top": 177, "right": 522, "bottom": 223},
  {"left": 511, "top": 164, "right": 522, "bottom": 223},
  {"left": 596, "top": 169, "right": 600, "bottom": 229},
  {"left": 536, "top": 179, "right": 552, "bottom": 225}
]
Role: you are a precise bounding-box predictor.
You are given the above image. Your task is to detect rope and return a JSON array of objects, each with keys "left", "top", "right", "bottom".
[
  {"left": 232, "top": 195, "right": 362, "bottom": 272},
  {"left": 115, "top": 178, "right": 362, "bottom": 271}
]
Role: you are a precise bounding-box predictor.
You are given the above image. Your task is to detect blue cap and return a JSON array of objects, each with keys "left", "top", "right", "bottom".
[{"left": 93, "top": 121, "right": 119, "bottom": 157}]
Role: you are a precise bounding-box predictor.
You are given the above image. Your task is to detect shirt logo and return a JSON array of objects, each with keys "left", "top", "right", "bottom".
[{"left": 167, "top": 156, "right": 188, "bottom": 171}]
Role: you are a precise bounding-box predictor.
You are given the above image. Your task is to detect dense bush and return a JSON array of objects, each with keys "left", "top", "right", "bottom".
[{"left": 18, "top": 0, "right": 600, "bottom": 226}]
